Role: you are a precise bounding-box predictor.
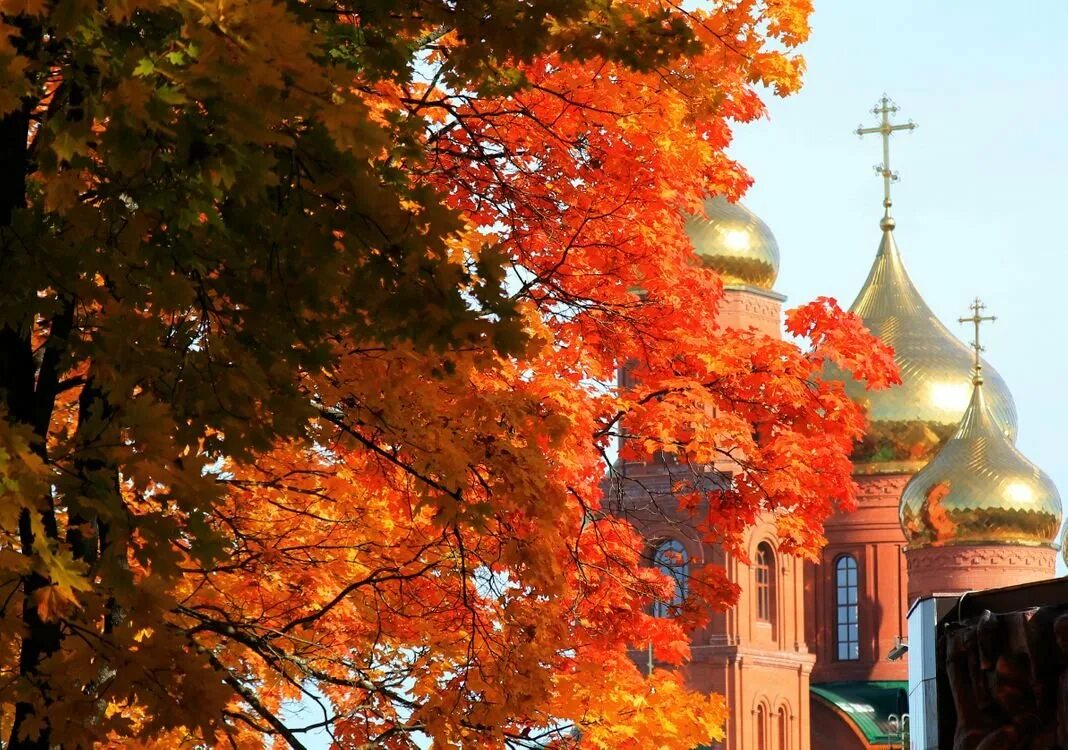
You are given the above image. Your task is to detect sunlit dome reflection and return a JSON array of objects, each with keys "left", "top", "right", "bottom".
[{"left": 685, "top": 196, "right": 780, "bottom": 290}]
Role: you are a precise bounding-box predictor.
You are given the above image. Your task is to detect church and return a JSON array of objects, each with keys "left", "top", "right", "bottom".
[{"left": 607, "top": 98, "right": 1065, "bottom": 750}]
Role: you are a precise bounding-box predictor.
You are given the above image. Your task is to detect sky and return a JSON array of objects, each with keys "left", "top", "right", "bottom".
[{"left": 728, "top": 0, "right": 1068, "bottom": 565}]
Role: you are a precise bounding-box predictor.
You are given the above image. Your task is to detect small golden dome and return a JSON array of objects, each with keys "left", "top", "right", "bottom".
[
  {"left": 900, "top": 382, "right": 1061, "bottom": 548},
  {"left": 825, "top": 228, "right": 1017, "bottom": 469},
  {"left": 685, "top": 197, "right": 780, "bottom": 289}
]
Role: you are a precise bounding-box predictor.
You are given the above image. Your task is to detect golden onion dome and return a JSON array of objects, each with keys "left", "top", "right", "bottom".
[
  {"left": 685, "top": 196, "right": 780, "bottom": 289},
  {"left": 825, "top": 223, "right": 1017, "bottom": 470},
  {"left": 900, "top": 380, "right": 1061, "bottom": 548}
]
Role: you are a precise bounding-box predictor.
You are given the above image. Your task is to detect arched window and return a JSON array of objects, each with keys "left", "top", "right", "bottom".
[
  {"left": 755, "top": 703, "right": 767, "bottom": 750},
  {"left": 651, "top": 540, "right": 688, "bottom": 618},
  {"left": 777, "top": 706, "right": 789, "bottom": 750},
  {"left": 755, "top": 543, "right": 774, "bottom": 623},
  {"left": 835, "top": 555, "right": 860, "bottom": 661}
]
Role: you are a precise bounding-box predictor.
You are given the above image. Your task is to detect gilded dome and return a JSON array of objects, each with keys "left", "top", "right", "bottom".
[
  {"left": 685, "top": 196, "right": 780, "bottom": 289},
  {"left": 900, "top": 381, "right": 1061, "bottom": 549},
  {"left": 825, "top": 226, "right": 1017, "bottom": 469}
]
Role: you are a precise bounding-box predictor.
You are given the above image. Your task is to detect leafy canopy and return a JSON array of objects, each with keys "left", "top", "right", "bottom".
[{"left": 0, "top": 0, "right": 896, "bottom": 748}]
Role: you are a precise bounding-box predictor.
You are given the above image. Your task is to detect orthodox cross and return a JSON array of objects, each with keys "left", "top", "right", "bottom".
[
  {"left": 856, "top": 95, "right": 917, "bottom": 224},
  {"left": 959, "top": 297, "right": 996, "bottom": 384}
]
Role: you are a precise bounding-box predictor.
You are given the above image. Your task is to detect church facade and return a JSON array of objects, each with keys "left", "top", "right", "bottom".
[{"left": 608, "top": 101, "right": 1064, "bottom": 750}]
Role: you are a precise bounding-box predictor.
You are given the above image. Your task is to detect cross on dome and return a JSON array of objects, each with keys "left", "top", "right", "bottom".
[
  {"left": 958, "top": 297, "right": 996, "bottom": 385},
  {"left": 855, "top": 95, "right": 917, "bottom": 229}
]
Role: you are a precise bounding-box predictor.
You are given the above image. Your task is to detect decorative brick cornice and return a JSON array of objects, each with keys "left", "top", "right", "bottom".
[
  {"left": 691, "top": 643, "right": 816, "bottom": 671},
  {"left": 906, "top": 544, "right": 1057, "bottom": 602},
  {"left": 906, "top": 544, "right": 1056, "bottom": 571},
  {"left": 854, "top": 474, "right": 911, "bottom": 500},
  {"left": 724, "top": 295, "right": 781, "bottom": 318}
]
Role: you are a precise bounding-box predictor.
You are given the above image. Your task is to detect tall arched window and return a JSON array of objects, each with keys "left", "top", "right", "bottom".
[
  {"left": 777, "top": 706, "right": 788, "bottom": 750},
  {"left": 651, "top": 540, "right": 688, "bottom": 618},
  {"left": 835, "top": 555, "right": 860, "bottom": 661},
  {"left": 755, "top": 543, "right": 774, "bottom": 623},
  {"left": 755, "top": 704, "right": 767, "bottom": 750}
]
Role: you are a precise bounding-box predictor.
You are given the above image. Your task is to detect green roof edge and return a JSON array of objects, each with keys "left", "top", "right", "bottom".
[{"left": 810, "top": 680, "right": 908, "bottom": 744}]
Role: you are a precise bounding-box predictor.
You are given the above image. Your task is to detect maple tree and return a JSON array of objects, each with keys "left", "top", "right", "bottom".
[{"left": 0, "top": 0, "right": 900, "bottom": 748}]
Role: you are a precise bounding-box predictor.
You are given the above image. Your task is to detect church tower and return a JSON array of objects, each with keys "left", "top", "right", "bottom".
[
  {"left": 807, "top": 208, "right": 1018, "bottom": 683},
  {"left": 807, "top": 98, "right": 1020, "bottom": 748},
  {"left": 684, "top": 196, "right": 783, "bottom": 337},
  {"left": 612, "top": 196, "right": 813, "bottom": 750}
]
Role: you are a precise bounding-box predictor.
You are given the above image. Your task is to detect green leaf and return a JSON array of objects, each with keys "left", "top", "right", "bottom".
[{"left": 133, "top": 57, "right": 155, "bottom": 77}]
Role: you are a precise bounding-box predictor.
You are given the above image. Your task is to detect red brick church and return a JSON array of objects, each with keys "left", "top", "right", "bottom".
[{"left": 607, "top": 182, "right": 1063, "bottom": 748}]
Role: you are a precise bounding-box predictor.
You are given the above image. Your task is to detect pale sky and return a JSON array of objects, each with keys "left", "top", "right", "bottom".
[{"left": 729, "top": 0, "right": 1068, "bottom": 560}]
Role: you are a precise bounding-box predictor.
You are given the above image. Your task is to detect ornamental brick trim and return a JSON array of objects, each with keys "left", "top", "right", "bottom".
[
  {"left": 721, "top": 292, "right": 782, "bottom": 318},
  {"left": 854, "top": 474, "right": 912, "bottom": 499},
  {"left": 907, "top": 545, "right": 1056, "bottom": 571},
  {"left": 906, "top": 544, "right": 1057, "bottom": 602}
]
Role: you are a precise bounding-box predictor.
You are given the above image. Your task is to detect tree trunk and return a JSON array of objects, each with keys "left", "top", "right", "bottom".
[{"left": 0, "top": 16, "right": 61, "bottom": 745}]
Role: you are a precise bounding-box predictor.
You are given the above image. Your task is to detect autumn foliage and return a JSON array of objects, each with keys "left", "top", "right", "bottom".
[{"left": 0, "top": 0, "right": 897, "bottom": 748}]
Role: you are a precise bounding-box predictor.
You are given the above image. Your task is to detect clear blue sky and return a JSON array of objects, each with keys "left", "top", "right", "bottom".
[{"left": 729, "top": 0, "right": 1068, "bottom": 558}]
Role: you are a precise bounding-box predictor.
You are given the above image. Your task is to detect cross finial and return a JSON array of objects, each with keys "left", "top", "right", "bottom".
[
  {"left": 855, "top": 95, "right": 917, "bottom": 230},
  {"left": 958, "top": 297, "right": 996, "bottom": 385}
]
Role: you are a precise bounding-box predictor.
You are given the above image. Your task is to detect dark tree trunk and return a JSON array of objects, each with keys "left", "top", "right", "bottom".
[{"left": 0, "top": 14, "right": 61, "bottom": 747}]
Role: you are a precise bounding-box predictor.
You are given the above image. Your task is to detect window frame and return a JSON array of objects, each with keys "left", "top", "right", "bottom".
[
  {"left": 651, "top": 539, "right": 688, "bottom": 618},
  {"left": 754, "top": 542, "right": 774, "bottom": 624},
  {"left": 834, "top": 554, "right": 860, "bottom": 661}
]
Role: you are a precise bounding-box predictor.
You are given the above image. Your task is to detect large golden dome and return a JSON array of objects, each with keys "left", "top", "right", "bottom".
[
  {"left": 900, "top": 381, "right": 1061, "bottom": 548},
  {"left": 685, "top": 197, "right": 779, "bottom": 289},
  {"left": 825, "top": 224, "right": 1017, "bottom": 469}
]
